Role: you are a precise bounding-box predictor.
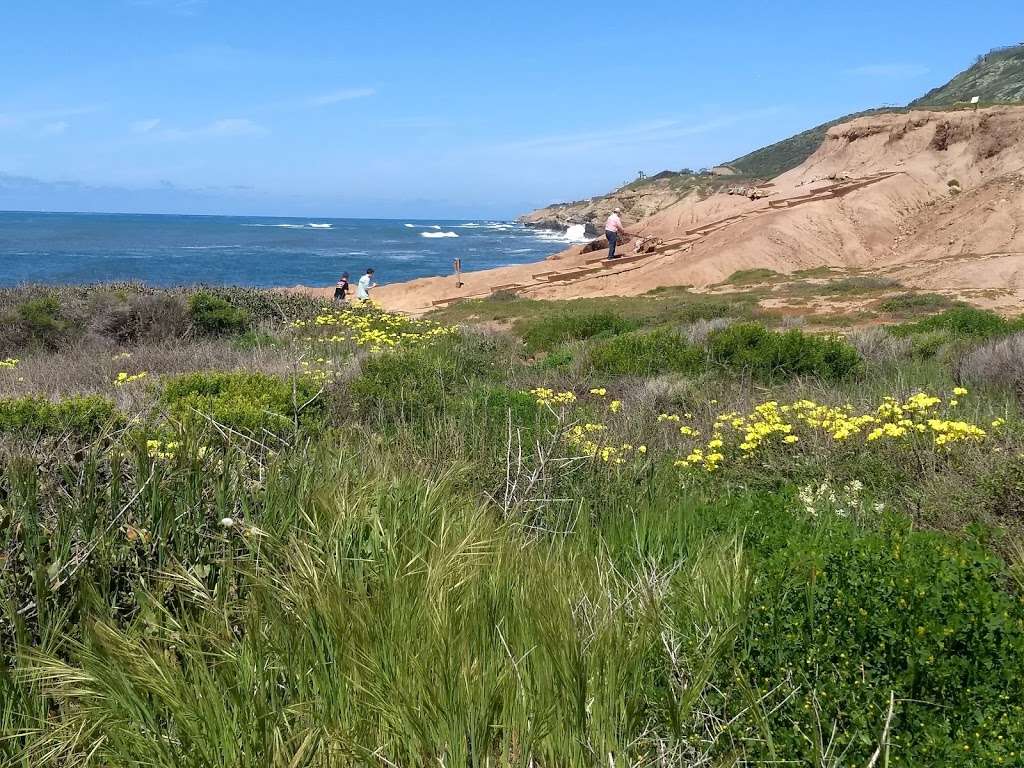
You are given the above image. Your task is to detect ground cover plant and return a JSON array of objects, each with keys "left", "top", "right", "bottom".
[{"left": 2, "top": 285, "right": 1024, "bottom": 766}]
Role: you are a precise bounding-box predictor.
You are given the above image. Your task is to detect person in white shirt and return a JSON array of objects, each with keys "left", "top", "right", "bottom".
[
  {"left": 356, "top": 268, "right": 376, "bottom": 301},
  {"left": 604, "top": 209, "right": 631, "bottom": 259}
]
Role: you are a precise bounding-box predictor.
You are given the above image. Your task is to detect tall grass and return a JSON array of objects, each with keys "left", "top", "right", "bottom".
[{"left": 4, "top": 296, "right": 1024, "bottom": 766}]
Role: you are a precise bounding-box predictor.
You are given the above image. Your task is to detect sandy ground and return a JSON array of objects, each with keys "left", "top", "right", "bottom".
[{"left": 288, "top": 107, "right": 1024, "bottom": 316}]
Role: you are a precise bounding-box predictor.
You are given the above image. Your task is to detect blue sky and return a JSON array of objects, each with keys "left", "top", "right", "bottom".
[{"left": 0, "top": 1, "right": 1021, "bottom": 218}]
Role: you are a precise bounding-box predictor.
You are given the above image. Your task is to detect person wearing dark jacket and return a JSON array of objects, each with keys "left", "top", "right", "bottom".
[{"left": 334, "top": 272, "right": 350, "bottom": 302}]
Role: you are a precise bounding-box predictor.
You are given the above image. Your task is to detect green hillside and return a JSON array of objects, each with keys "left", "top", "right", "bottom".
[
  {"left": 530, "top": 44, "right": 1024, "bottom": 220},
  {"left": 728, "top": 108, "right": 892, "bottom": 178},
  {"left": 729, "top": 44, "right": 1024, "bottom": 179},
  {"left": 912, "top": 43, "right": 1024, "bottom": 106}
]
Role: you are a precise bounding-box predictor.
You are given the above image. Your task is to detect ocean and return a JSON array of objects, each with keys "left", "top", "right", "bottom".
[{"left": 0, "top": 211, "right": 588, "bottom": 288}]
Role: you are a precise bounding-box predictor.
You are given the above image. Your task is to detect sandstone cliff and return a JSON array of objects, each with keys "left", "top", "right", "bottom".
[{"left": 374, "top": 107, "right": 1024, "bottom": 314}]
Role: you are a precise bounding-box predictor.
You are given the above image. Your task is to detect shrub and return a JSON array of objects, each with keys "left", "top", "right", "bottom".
[
  {"left": 203, "top": 287, "right": 329, "bottom": 325},
  {"left": 162, "top": 371, "right": 321, "bottom": 437},
  {"left": 188, "top": 291, "right": 250, "bottom": 336},
  {"left": 349, "top": 339, "right": 497, "bottom": 424},
  {"left": 878, "top": 292, "right": 958, "bottom": 316},
  {"left": 708, "top": 323, "right": 861, "bottom": 380},
  {"left": 1, "top": 295, "right": 72, "bottom": 351},
  {"left": 521, "top": 311, "right": 635, "bottom": 352},
  {"left": 590, "top": 330, "right": 702, "bottom": 376},
  {"left": 846, "top": 326, "right": 912, "bottom": 364},
  {"left": 463, "top": 387, "right": 555, "bottom": 447},
  {"left": 681, "top": 317, "right": 734, "bottom": 346},
  {"left": 819, "top": 275, "right": 901, "bottom": 294},
  {"left": 738, "top": 521, "right": 1024, "bottom": 764},
  {"left": 954, "top": 331, "right": 1024, "bottom": 390},
  {"left": 724, "top": 268, "right": 780, "bottom": 285},
  {"left": 891, "top": 306, "right": 1020, "bottom": 340},
  {"left": 92, "top": 293, "right": 192, "bottom": 343},
  {"left": 0, "top": 395, "right": 121, "bottom": 438},
  {"left": 536, "top": 348, "right": 574, "bottom": 371}
]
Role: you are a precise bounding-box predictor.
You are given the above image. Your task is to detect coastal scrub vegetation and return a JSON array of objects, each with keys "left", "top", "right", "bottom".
[{"left": 2, "top": 284, "right": 1024, "bottom": 766}]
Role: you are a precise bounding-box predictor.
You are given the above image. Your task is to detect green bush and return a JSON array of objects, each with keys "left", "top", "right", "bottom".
[
  {"left": 891, "top": 306, "right": 1022, "bottom": 340},
  {"left": 464, "top": 387, "right": 555, "bottom": 447},
  {"left": 521, "top": 311, "right": 636, "bottom": 352},
  {"left": 0, "top": 395, "right": 121, "bottom": 438},
  {"left": 737, "top": 520, "right": 1024, "bottom": 764},
  {"left": 878, "top": 292, "right": 958, "bottom": 316},
  {"left": 350, "top": 339, "right": 497, "bottom": 424},
  {"left": 536, "top": 347, "right": 574, "bottom": 371},
  {"left": 590, "top": 330, "right": 702, "bottom": 376},
  {"left": 908, "top": 329, "right": 954, "bottom": 359},
  {"left": 162, "top": 371, "right": 321, "bottom": 437},
  {"left": 708, "top": 323, "right": 861, "bottom": 380},
  {"left": 724, "top": 268, "right": 780, "bottom": 285},
  {"left": 1, "top": 295, "right": 71, "bottom": 350},
  {"left": 188, "top": 291, "right": 250, "bottom": 336},
  {"left": 203, "top": 287, "right": 330, "bottom": 325}
]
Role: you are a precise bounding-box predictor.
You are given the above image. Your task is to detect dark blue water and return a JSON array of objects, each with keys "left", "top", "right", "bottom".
[{"left": 0, "top": 211, "right": 585, "bottom": 287}]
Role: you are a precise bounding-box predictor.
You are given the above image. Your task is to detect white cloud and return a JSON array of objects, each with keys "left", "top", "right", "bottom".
[
  {"left": 845, "top": 64, "right": 930, "bottom": 78},
  {"left": 0, "top": 105, "right": 101, "bottom": 129},
  {"left": 308, "top": 88, "right": 376, "bottom": 107},
  {"left": 131, "top": 118, "right": 162, "bottom": 133},
  {"left": 41, "top": 121, "right": 69, "bottom": 136},
  {"left": 147, "top": 117, "right": 268, "bottom": 141},
  {"left": 489, "top": 110, "right": 782, "bottom": 155}
]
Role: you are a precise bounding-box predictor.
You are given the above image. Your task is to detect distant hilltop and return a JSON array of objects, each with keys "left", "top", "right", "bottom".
[{"left": 519, "top": 43, "right": 1024, "bottom": 233}]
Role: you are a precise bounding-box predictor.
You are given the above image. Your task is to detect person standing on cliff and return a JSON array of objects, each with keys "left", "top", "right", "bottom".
[{"left": 605, "top": 209, "right": 629, "bottom": 260}]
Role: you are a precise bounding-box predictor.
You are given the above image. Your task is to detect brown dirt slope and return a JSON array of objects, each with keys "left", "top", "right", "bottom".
[{"left": 366, "top": 107, "right": 1024, "bottom": 313}]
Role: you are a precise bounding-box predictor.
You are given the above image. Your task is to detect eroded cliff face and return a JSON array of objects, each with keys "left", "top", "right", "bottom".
[{"left": 373, "top": 107, "right": 1024, "bottom": 314}]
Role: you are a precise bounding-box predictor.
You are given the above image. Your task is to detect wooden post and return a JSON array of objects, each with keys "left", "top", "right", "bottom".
[{"left": 454, "top": 258, "right": 463, "bottom": 288}]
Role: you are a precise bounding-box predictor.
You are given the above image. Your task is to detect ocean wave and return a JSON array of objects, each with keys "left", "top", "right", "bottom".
[
  {"left": 529, "top": 224, "right": 589, "bottom": 244},
  {"left": 420, "top": 231, "right": 459, "bottom": 238},
  {"left": 404, "top": 223, "right": 442, "bottom": 229},
  {"left": 458, "top": 222, "right": 512, "bottom": 228},
  {"left": 243, "top": 223, "right": 331, "bottom": 230},
  {"left": 180, "top": 245, "right": 243, "bottom": 250}
]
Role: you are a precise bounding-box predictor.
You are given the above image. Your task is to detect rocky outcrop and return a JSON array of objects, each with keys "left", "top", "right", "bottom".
[{"left": 518, "top": 178, "right": 698, "bottom": 236}]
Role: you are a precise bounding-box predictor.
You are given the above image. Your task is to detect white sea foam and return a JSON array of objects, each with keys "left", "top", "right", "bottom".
[
  {"left": 181, "top": 245, "right": 243, "bottom": 250},
  {"left": 530, "top": 224, "right": 589, "bottom": 244},
  {"left": 244, "top": 223, "right": 329, "bottom": 229},
  {"left": 404, "top": 223, "right": 442, "bottom": 229},
  {"left": 565, "top": 224, "right": 587, "bottom": 241},
  {"left": 420, "top": 231, "right": 459, "bottom": 238}
]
